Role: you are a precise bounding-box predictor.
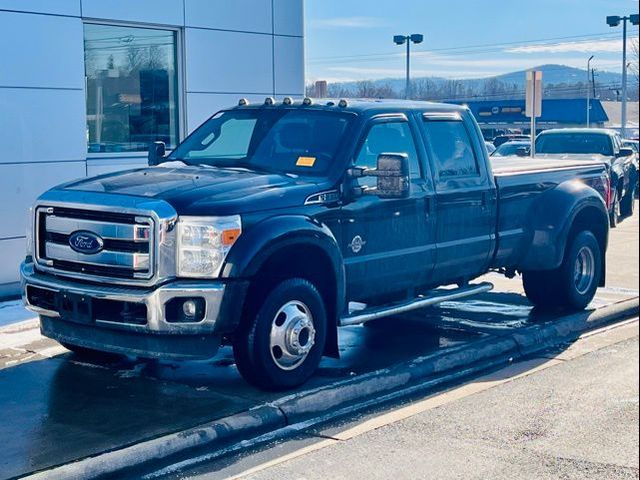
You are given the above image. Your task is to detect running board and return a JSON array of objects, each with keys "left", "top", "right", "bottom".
[{"left": 339, "top": 282, "right": 493, "bottom": 327}]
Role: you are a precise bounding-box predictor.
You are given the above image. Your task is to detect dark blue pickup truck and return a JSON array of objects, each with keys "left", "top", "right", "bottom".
[{"left": 21, "top": 99, "right": 611, "bottom": 390}]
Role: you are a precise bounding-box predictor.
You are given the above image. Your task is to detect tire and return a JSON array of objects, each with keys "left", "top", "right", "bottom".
[
  {"left": 233, "top": 278, "right": 327, "bottom": 391},
  {"left": 609, "top": 189, "right": 620, "bottom": 228},
  {"left": 523, "top": 231, "right": 601, "bottom": 311},
  {"left": 621, "top": 177, "right": 636, "bottom": 218}
]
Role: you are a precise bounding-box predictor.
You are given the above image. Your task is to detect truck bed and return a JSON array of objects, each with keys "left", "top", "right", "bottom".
[
  {"left": 491, "top": 156, "right": 608, "bottom": 270},
  {"left": 491, "top": 155, "right": 607, "bottom": 176}
]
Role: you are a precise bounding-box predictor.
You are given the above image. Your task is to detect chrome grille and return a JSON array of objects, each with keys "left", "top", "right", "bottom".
[{"left": 35, "top": 206, "right": 155, "bottom": 281}]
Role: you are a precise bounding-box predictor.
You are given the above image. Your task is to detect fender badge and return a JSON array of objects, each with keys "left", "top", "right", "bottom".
[{"left": 348, "top": 235, "right": 366, "bottom": 254}]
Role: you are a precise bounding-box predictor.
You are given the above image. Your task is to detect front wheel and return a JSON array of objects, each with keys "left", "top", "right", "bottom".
[
  {"left": 523, "top": 230, "right": 601, "bottom": 311},
  {"left": 233, "top": 278, "right": 327, "bottom": 390}
]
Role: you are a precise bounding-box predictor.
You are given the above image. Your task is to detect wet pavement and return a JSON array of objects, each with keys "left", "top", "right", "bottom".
[{"left": 0, "top": 284, "right": 636, "bottom": 479}]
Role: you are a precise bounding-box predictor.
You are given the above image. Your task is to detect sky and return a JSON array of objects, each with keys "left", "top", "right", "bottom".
[{"left": 304, "top": 0, "right": 640, "bottom": 83}]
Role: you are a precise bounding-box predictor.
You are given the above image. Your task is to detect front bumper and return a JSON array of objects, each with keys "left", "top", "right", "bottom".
[{"left": 20, "top": 261, "right": 239, "bottom": 359}]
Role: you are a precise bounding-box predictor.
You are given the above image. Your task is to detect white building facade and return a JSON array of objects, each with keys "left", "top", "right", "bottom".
[{"left": 0, "top": 0, "right": 305, "bottom": 297}]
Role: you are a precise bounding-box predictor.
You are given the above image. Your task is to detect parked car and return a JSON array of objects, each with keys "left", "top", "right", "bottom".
[
  {"left": 491, "top": 140, "right": 531, "bottom": 157},
  {"left": 22, "top": 99, "right": 611, "bottom": 390},
  {"left": 623, "top": 139, "right": 640, "bottom": 197},
  {"left": 493, "top": 134, "right": 530, "bottom": 148},
  {"left": 535, "top": 128, "right": 637, "bottom": 226},
  {"left": 484, "top": 141, "right": 496, "bottom": 154}
]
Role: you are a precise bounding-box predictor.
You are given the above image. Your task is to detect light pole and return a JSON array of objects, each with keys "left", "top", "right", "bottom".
[
  {"left": 606, "top": 13, "right": 639, "bottom": 137},
  {"left": 393, "top": 34, "right": 424, "bottom": 99},
  {"left": 587, "top": 55, "right": 594, "bottom": 127}
]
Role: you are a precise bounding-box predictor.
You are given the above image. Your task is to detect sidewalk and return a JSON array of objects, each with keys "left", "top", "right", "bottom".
[{"left": 0, "top": 299, "right": 35, "bottom": 328}]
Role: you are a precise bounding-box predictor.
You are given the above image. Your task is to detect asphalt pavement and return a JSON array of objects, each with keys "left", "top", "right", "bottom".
[{"left": 202, "top": 323, "right": 638, "bottom": 480}]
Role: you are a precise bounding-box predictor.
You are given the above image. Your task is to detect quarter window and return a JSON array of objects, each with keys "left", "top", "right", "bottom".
[
  {"left": 84, "top": 24, "right": 180, "bottom": 153},
  {"left": 355, "top": 121, "right": 421, "bottom": 187},
  {"left": 422, "top": 120, "right": 479, "bottom": 178}
]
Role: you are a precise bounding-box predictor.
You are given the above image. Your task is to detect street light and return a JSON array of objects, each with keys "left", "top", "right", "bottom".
[
  {"left": 606, "top": 13, "right": 639, "bottom": 137},
  {"left": 587, "top": 55, "right": 594, "bottom": 127},
  {"left": 393, "top": 33, "right": 424, "bottom": 99}
]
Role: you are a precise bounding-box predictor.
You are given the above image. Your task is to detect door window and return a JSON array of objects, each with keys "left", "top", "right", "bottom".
[
  {"left": 422, "top": 120, "right": 479, "bottom": 179},
  {"left": 355, "top": 121, "right": 420, "bottom": 187}
]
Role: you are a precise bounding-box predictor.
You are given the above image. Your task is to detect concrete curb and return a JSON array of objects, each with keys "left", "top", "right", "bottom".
[
  {"left": 25, "top": 297, "right": 639, "bottom": 479},
  {"left": 25, "top": 406, "right": 286, "bottom": 480}
]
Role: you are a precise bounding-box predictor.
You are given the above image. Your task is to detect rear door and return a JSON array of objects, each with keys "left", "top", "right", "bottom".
[
  {"left": 341, "top": 113, "right": 437, "bottom": 302},
  {"left": 419, "top": 111, "right": 497, "bottom": 285}
]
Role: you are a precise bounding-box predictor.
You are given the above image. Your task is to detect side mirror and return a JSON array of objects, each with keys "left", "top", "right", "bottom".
[
  {"left": 349, "top": 153, "right": 410, "bottom": 199},
  {"left": 515, "top": 146, "right": 529, "bottom": 157},
  {"left": 617, "top": 147, "right": 634, "bottom": 158},
  {"left": 148, "top": 141, "right": 166, "bottom": 166}
]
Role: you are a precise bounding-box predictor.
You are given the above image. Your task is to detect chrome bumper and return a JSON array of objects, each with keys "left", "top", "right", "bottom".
[{"left": 20, "top": 261, "right": 225, "bottom": 335}]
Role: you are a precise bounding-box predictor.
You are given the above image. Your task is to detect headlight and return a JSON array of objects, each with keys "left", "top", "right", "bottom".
[{"left": 176, "top": 216, "right": 241, "bottom": 278}]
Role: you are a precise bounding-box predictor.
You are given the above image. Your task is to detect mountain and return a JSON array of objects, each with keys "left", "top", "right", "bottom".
[
  {"left": 323, "top": 64, "right": 624, "bottom": 99},
  {"left": 493, "top": 64, "right": 622, "bottom": 88}
]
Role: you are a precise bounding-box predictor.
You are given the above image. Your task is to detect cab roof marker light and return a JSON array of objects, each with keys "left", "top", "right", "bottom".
[
  {"left": 302, "top": 97, "right": 313, "bottom": 106},
  {"left": 338, "top": 99, "right": 348, "bottom": 108},
  {"left": 238, "top": 98, "right": 249, "bottom": 106},
  {"left": 282, "top": 97, "right": 293, "bottom": 105},
  {"left": 264, "top": 97, "right": 275, "bottom": 106}
]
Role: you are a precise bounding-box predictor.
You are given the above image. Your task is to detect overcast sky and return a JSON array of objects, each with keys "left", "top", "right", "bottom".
[{"left": 305, "top": 0, "right": 639, "bottom": 82}]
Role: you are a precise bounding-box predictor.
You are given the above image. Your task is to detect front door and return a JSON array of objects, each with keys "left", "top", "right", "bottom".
[{"left": 341, "top": 114, "right": 436, "bottom": 303}]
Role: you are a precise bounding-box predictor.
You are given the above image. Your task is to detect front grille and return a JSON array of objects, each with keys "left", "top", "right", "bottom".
[{"left": 35, "top": 206, "right": 155, "bottom": 282}]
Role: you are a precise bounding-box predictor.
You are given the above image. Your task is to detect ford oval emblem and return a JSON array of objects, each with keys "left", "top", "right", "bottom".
[{"left": 68, "top": 230, "right": 104, "bottom": 254}]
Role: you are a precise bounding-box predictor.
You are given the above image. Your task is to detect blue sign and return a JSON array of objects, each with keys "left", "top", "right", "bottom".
[{"left": 69, "top": 231, "right": 104, "bottom": 254}]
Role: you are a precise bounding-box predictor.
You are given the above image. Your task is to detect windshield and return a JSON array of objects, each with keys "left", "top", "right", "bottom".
[
  {"left": 169, "top": 109, "right": 354, "bottom": 175},
  {"left": 536, "top": 133, "right": 613, "bottom": 156},
  {"left": 492, "top": 142, "right": 530, "bottom": 157}
]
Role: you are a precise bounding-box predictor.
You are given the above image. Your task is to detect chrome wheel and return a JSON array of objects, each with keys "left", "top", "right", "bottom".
[
  {"left": 269, "top": 300, "right": 316, "bottom": 371},
  {"left": 574, "top": 246, "right": 595, "bottom": 295}
]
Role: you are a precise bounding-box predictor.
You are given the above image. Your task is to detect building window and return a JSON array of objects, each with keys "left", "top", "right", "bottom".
[{"left": 84, "top": 23, "right": 179, "bottom": 153}]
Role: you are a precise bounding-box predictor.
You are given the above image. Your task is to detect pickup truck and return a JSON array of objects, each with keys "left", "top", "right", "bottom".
[
  {"left": 535, "top": 128, "right": 638, "bottom": 226},
  {"left": 21, "top": 99, "right": 611, "bottom": 390}
]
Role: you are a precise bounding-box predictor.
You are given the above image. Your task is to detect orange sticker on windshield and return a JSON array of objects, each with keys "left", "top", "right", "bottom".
[{"left": 296, "top": 156, "right": 316, "bottom": 167}]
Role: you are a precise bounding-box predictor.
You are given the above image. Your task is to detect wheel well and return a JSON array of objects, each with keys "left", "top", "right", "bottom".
[
  {"left": 567, "top": 206, "right": 608, "bottom": 285},
  {"left": 241, "top": 245, "right": 339, "bottom": 356}
]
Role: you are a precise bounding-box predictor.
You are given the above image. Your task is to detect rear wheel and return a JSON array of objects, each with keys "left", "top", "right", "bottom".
[
  {"left": 233, "top": 278, "right": 327, "bottom": 390},
  {"left": 523, "top": 230, "right": 601, "bottom": 311}
]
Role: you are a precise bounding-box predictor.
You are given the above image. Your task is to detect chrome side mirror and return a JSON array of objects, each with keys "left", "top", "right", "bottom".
[{"left": 348, "top": 153, "right": 410, "bottom": 199}]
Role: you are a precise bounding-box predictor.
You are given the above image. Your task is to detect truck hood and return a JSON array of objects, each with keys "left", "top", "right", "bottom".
[{"left": 59, "top": 163, "right": 326, "bottom": 215}]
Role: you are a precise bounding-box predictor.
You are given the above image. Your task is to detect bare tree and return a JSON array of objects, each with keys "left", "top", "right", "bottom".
[
  {"left": 352, "top": 81, "right": 396, "bottom": 98},
  {"left": 411, "top": 78, "right": 438, "bottom": 100}
]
